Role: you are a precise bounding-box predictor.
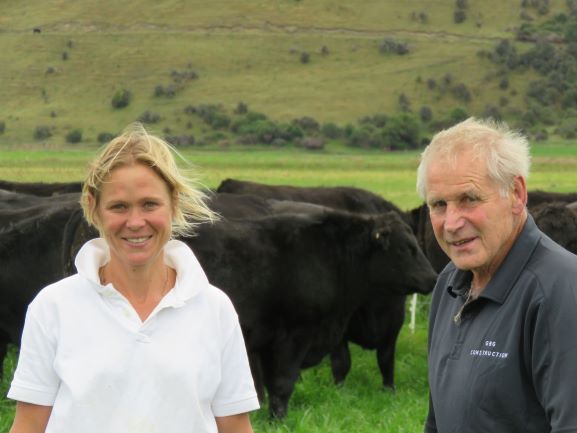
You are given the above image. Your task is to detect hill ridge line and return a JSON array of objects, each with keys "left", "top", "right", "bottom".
[{"left": 16, "top": 21, "right": 507, "bottom": 42}]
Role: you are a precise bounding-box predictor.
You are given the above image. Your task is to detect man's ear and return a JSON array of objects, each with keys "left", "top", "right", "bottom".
[{"left": 511, "top": 175, "right": 527, "bottom": 215}]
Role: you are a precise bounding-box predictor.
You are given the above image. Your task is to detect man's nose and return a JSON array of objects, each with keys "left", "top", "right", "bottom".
[{"left": 444, "top": 203, "right": 465, "bottom": 232}]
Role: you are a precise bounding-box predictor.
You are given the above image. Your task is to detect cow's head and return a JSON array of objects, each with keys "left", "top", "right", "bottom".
[{"left": 368, "top": 211, "right": 437, "bottom": 295}]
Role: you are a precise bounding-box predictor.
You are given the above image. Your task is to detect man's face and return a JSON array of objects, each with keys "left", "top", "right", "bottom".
[{"left": 425, "top": 149, "right": 525, "bottom": 286}]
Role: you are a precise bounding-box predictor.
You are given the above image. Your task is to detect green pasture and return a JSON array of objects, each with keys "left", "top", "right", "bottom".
[{"left": 1, "top": 144, "right": 576, "bottom": 431}]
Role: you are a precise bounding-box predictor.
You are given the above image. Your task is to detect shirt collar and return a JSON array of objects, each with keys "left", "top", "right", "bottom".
[
  {"left": 445, "top": 214, "right": 541, "bottom": 304},
  {"left": 75, "top": 238, "right": 210, "bottom": 303}
]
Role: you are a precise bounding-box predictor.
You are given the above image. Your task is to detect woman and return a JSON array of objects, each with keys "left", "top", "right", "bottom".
[{"left": 8, "top": 124, "right": 260, "bottom": 433}]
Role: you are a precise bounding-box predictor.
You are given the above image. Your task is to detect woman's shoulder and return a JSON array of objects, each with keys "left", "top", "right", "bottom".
[{"left": 29, "top": 273, "right": 94, "bottom": 311}]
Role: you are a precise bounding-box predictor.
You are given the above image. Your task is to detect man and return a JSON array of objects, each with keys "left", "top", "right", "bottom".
[{"left": 417, "top": 117, "right": 577, "bottom": 433}]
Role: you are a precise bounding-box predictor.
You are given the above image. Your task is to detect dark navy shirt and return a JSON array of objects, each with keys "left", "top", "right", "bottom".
[{"left": 425, "top": 215, "right": 577, "bottom": 433}]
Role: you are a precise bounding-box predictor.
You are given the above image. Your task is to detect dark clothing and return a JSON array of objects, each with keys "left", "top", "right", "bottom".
[{"left": 425, "top": 215, "right": 577, "bottom": 433}]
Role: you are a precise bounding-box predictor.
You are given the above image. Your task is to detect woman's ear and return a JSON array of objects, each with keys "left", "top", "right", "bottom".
[{"left": 87, "top": 192, "right": 99, "bottom": 226}]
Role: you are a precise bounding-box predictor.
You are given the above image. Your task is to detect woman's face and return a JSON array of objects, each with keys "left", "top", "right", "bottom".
[{"left": 95, "top": 163, "right": 173, "bottom": 270}]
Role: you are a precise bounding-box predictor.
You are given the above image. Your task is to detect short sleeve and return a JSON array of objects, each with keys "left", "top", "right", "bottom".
[
  {"left": 211, "top": 319, "right": 260, "bottom": 417},
  {"left": 7, "top": 305, "right": 60, "bottom": 406}
]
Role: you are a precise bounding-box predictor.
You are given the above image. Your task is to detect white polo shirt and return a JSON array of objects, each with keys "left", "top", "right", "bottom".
[{"left": 8, "top": 238, "right": 259, "bottom": 433}]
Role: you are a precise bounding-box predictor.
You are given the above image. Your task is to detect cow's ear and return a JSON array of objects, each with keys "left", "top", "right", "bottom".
[{"left": 372, "top": 226, "right": 391, "bottom": 249}]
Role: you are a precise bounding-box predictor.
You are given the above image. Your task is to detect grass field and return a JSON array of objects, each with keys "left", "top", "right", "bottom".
[{"left": 0, "top": 143, "right": 576, "bottom": 431}]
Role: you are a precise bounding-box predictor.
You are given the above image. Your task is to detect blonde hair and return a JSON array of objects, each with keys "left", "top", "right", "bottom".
[
  {"left": 416, "top": 117, "right": 531, "bottom": 199},
  {"left": 81, "top": 123, "right": 218, "bottom": 237}
]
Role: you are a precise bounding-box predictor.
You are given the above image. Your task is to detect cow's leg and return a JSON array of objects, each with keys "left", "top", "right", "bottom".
[
  {"left": 376, "top": 342, "right": 396, "bottom": 389},
  {"left": 376, "top": 319, "right": 404, "bottom": 390},
  {"left": 260, "top": 330, "right": 312, "bottom": 418},
  {"left": 247, "top": 351, "right": 265, "bottom": 402},
  {"left": 0, "top": 341, "right": 7, "bottom": 380},
  {"left": 330, "top": 340, "right": 351, "bottom": 385}
]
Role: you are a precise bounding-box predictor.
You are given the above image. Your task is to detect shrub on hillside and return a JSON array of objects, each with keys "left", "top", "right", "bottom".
[
  {"left": 231, "top": 111, "right": 269, "bottom": 134},
  {"left": 236, "top": 119, "right": 279, "bottom": 144},
  {"left": 154, "top": 85, "right": 178, "bottom": 98},
  {"left": 399, "top": 93, "right": 412, "bottom": 112},
  {"left": 111, "top": 89, "right": 132, "bottom": 109},
  {"left": 482, "top": 105, "right": 502, "bottom": 121},
  {"left": 97, "top": 132, "right": 115, "bottom": 144},
  {"left": 419, "top": 106, "right": 433, "bottom": 122},
  {"left": 346, "top": 125, "right": 384, "bottom": 149},
  {"left": 562, "top": 88, "right": 577, "bottom": 109},
  {"left": 292, "top": 116, "right": 320, "bottom": 133},
  {"left": 298, "top": 136, "right": 326, "bottom": 150},
  {"left": 137, "top": 111, "right": 161, "bottom": 124},
  {"left": 210, "top": 113, "right": 232, "bottom": 130},
  {"left": 65, "top": 129, "right": 82, "bottom": 144},
  {"left": 300, "top": 52, "right": 310, "bottom": 64},
  {"left": 277, "top": 123, "right": 304, "bottom": 141},
  {"left": 381, "top": 113, "right": 421, "bottom": 150},
  {"left": 358, "top": 113, "right": 388, "bottom": 128},
  {"left": 321, "top": 122, "right": 342, "bottom": 139},
  {"left": 454, "top": 10, "right": 467, "bottom": 23},
  {"left": 234, "top": 101, "right": 249, "bottom": 115},
  {"left": 554, "top": 120, "right": 577, "bottom": 139},
  {"left": 452, "top": 83, "right": 472, "bottom": 102},
  {"left": 165, "top": 135, "right": 196, "bottom": 146},
  {"left": 34, "top": 126, "right": 52, "bottom": 140},
  {"left": 379, "top": 38, "right": 410, "bottom": 55},
  {"left": 411, "top": 11, "right": 429, "bottom": 24},
  {"left": 433, "top": 107, "right": 469, "bottom": 129},
  {"left": 0, "top": 121, "right": 5, "bottom": 134}
]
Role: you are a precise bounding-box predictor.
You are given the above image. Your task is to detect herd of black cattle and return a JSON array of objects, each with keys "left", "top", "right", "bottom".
[{"left": 1, "top": 178, "right": 577, "bottom": 417}]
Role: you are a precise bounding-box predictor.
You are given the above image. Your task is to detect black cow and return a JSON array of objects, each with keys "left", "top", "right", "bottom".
[
  {"left": 567, "top": 201, "right": 577, "bottom": 215},
  {"left": 527, "top": 190, "right": 577, "bottom": 207},
  {"left": 531, "top": 202, "right": 577, "bottom": 254},
  {"left": 0, "top": 179, "right": 82, "bottom": 196},
  {"left": 0, "top": 189, "right": 79, "bottom": 210},
  {"left": 215, "top": 179, "right": 433, "bottom": 390},
  {"left": 407, "top": 203, "right": 448, "bottom": 273},
  {"left": 189, "top": 210, "right": 437, "bottom": 417},
  {"left": 217, "top": 178, "right": 406, "bottom": 217},
  {"left": 0, "top": 202, "right": 80, "bottom": 376}
]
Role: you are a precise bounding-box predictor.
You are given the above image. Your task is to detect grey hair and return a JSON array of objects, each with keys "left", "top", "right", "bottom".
[{"left": 416, "top": 117, "right": 531, "bottom": 198}]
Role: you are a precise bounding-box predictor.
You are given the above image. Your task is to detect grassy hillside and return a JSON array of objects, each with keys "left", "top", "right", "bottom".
[{"left": 0, "top": 0, "right": 571, "bottom": 145}]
